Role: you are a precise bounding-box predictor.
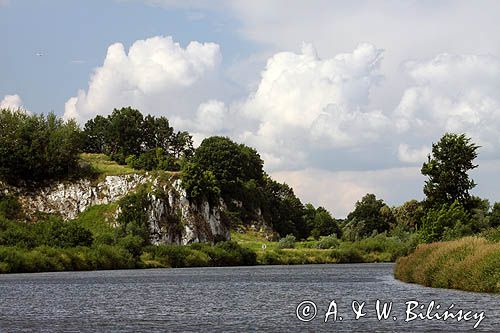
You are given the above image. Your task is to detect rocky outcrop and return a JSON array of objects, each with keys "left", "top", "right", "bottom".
[
  {"left": 16, "top": 174, "right": 150, "bottom": 220},
  {"left": 144, "top": 178, "right": 230, "bottom": 245},
  {"left": 3, "top": 174, "right": 230, "bottom": 245}
]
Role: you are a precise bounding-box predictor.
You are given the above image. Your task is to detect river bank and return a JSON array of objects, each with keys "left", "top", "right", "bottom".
[
  {"left": 0, "top": 230, "right": 418, "bottom": 274},
  {"left": 394, "top": 236, "right": 500, "bottom": 293}
]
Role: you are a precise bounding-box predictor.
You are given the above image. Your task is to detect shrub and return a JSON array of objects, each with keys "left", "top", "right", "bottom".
[
  {"left": 316, "top": 234, "right": 340, "bottom": 249},
  {"left": 479, "top": 227, "right": 500, "bottom": 242},
  {"left": 420, "top": 201, "right": 471, "bottom": 242},
  {"left": 118, "top": 234, "right": 145, "bottom": 259},
  {"left": 277, "top": 234, "right": 296, "bottom": 249},
  {"left": 0, "top": 194, "right": 22, "bottom": 220},
  {"left": 329, "top": 248, "right": 364, "bottom": 263},
  {"left": 117, "top": 186, "right": 151, "bottom": 242}
]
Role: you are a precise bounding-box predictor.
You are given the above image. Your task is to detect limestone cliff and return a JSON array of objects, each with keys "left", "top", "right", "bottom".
[{"left": 2, "top": 174, "right": 230, "bottom": 245}]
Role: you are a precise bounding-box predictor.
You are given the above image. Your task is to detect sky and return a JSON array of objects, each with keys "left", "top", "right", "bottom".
[{"left": 2, "top": 0, "right": 500, "bottom": 217}]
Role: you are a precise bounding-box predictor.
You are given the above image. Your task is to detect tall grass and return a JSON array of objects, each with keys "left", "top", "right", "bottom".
[
  {"left": 395, "top": 237, "right": 500, "bottom": 293},
  {"left": 80, "top": 153, "right": 138, "bottom": 177}
]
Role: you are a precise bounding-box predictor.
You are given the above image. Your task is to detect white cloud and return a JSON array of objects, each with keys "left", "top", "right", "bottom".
[
  {"left": 238, "top": 43, "right": 390, "bottom": 170},
  {"left": 397, "top": 144, "right": 430, "bottom": 164},
  {"left": 1, "top": 94, "right": 23, "bottom": 110},
  {"left": 64, "top": 35, "right": 222, "bottom": 124},
  {"left": 172, "top": 99, "right": 234, "bottom": 146},
  {"left": 395, "top": 53, "right": 500, "bottom": 156},
  {"left": 61, "top": 3, "right": 500, "bottom": 215}
]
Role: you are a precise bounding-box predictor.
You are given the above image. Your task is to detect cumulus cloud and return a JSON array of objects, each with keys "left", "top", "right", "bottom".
[
  {"left": 397, "top": 144, "right": 430, "bottom": 164},
  {"left": 395, "top": 53, "right": 500, "bottom": 156},
  {"left": 64, "top": 35, "right": 222, "bottom": 124},
  {"left": 1, "top": 94, "right": 23, "bottom": 110},
  {"left": 238, "top": 43, "right": 391, "bottom": 170},
  {"left": 60, "top": 24, "right": 500, "bottom": 215},
  {"left": 172, "top": 99, "right": 235, "bottom": 146}
]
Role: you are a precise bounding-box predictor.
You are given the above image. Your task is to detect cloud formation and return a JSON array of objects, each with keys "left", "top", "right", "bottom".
[
  {"left": 236, "top": 43, "right": 390, "bottom": 169},
  {"left": 64, "top": 35, "right": 222, "bottom": 124},
  {"left": 395, "top": 53, "right": 500, "bottom": 157},
  {"left": 62, "top": 23, "right": 500, "bottom": 214},
  {"left": 397, "top": 144, "right": 431, "bottom": 164},
  {"left": 1, "top": 94, "right": 23, "bottom": 110}
]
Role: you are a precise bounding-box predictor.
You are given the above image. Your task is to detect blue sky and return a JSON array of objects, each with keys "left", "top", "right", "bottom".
[
  {"left": 0, "top": 0, "right": 255, "bottom": 114},
  {"left": 3, "top": 0, "right": 500, "bottom": 216}
]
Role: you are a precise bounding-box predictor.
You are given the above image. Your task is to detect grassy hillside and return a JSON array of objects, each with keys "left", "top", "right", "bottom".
[
  {"left": 80, "top": 153, "right": 139, "bottom": 176},
  {"left": 394, "top": 236, "right": 500, "bottom": 293}
]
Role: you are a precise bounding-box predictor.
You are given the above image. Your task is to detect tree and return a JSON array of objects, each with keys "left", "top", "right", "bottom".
[
  {"left": 107, "top": 107, "right": 144, "bottom": 162},
  {"left": 262, "top": 178, "right": 306, "bottom": 239},
  {"left": 421, "top": 133, "right": 479, "bottom": 210},
  {"left": 169, "top": 131, "right": 194, "bottom": 159},
  {"left": 419, "top": 201, "right": 470, "bottom": 242},
  {"left": 82, "top": 108, "right": 192, "bottom": 170},
  {"left": 188, "top": 136, "right": 264, "bottom": 201},
  {"left": 310, "top": 207, "right": 342, "bottom": 240},
  {"left": 0, "top": 109, "right": 82, "bottom": 184},
  {"left": 392, "top": 200, "right": 424, "bottom": 231},
  {"left": 345, "top": 193, "right": 390, "bottom": 238},
  {"left": 142, "top": 115, "right": 174, "bottom": 152},
  {"left": 489, "top": 202, "right": 500, "bottom": 228},
  {"left": 82, "top": 115, "right": 110, "bottom": 153}
]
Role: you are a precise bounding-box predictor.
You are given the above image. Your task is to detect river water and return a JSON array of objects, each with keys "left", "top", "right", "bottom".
[{"left": 0, "top": 263, "right": 498, "bottom": 332}]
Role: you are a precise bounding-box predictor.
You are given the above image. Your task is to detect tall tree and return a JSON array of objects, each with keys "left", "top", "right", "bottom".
[
  {"left": 421, "top": 133, "right": 479, "bottom": 210},
  {"left": 345, "top": 193, "right": 390, "bottom": 238},
  {"left": 107, "top": 107, "right": 144, "bottom": 161},
  {"left": 82, "top": 115, "right": 110, "bottom": 153},
  {"left": 189, "top": 136, "right": 264, "bottom": 200}
]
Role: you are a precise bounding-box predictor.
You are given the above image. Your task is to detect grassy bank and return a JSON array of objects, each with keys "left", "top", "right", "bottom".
[
  {"left": 0, "top": 241, "right": 258, "bottom": 274},
  {"left": 394, "top": 236, "right": 500, "bottom": 293},
  {"left": 232, "top": 231, "right": 418, "bottom": 265}
]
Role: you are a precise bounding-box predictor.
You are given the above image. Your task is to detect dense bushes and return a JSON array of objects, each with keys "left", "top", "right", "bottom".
[
  {"left": 0, "top": 216, "right": 93, "bottom": 249},
  {"left": 0, "top": 110, "right": 82, "bottom": 184},
  {"left": 395, "top": 237, "right": 500, "bottom": 293},
  {"left": 116, "top": 185, "right": 151, "bottom": 243},
  {"left": 0, "top": 194, "right": 22, "bottom": 220},
  {"left": 144, "top": 241, "right": 257, "bottom": 268},
  {"left": 316, "top": 234, "right": 340, "bottom": 249},
  {"left": 419, "top": 201, "right": 471, "bottom": 242},
  {"left": 0, "top": 245, "right": 136, "bottom": 273}
]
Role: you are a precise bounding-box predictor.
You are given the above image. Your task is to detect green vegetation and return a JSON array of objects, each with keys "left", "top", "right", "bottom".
[
  {"left": 277, "top": 234, "right": 296, "bottom": 249},
  {"left": 0, "top": 109, "right": 83, "bottom": 184},
  {"left": 0, "top": 105, "right": 498, "bottom": 288},
  {"left": 80, "top": 153, "right": 138, "bottom": 176},
  {"left": 395, "top": 237, "right": 500, "bottom": 293},
  {"left": 422, "top": 133, "right": 479, "bottom": 210},
  {"left": 342, "top": 193, "right": 392, "bottom": 240},
  {"left": 83, "top": 107, "right": 193, "bottom": 169},
  {"left": 231, "top": 230, "right": 417, "bottom": 265}
]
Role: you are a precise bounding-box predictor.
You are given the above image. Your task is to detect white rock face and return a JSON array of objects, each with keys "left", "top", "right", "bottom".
[
  {"left": 9, "top": 174, "right": 230, "bottom": 245},
  {"left": 17, "top": 174, "right": 150, "bottom": 220},
  {"left": 147, "top": 179, "right": 230, "bottom": 245}
]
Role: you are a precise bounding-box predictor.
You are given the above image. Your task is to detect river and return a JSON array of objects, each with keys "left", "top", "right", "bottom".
[{"left": 0, "top": 263, "right": 498, "bottom": 332}]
